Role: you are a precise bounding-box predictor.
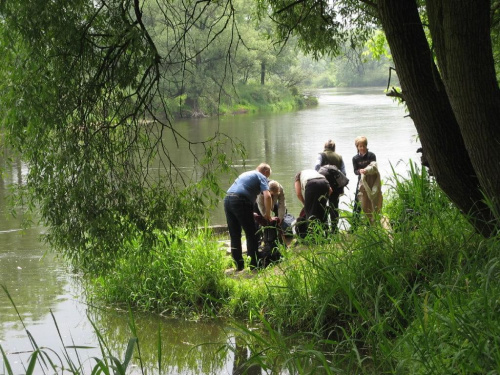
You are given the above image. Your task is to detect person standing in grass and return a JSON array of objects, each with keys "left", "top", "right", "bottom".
[
  {"left": 352, "top": 136, "right": 377, "bottom": 228},
  {"left": 224, "top": 163, "right": 272, "bottom": 271},
  {"left": 314, "top": 139, "right": 346, "bottom": 233}
]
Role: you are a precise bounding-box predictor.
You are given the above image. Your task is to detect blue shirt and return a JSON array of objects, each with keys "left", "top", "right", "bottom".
[{"left": 227, "top": 170, "right": 269, "bottom": 202}]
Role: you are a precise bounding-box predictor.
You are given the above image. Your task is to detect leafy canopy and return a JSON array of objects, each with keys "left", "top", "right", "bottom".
[{"left": 0, "top": 0, "right": 246, "bottom": 271}]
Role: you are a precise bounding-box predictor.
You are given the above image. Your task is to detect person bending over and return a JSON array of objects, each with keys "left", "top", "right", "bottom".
[
  {"left": 294, "top": 169, "right": 332, "bottom": 236},
  {"left": 224, "top": 163, "right": 272, "bottom": 270},
  {"left": 255, "top": 180, "right": 286, "bottom": 223}
]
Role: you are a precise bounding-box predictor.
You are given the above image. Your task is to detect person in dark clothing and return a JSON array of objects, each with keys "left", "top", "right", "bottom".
[
  {"left": 294, "top": 169, "right": 332, "bottom": 236},
  {"left": 352, "top": 136, "right": 377, "bottom": 229},
  {"left": 314, "top": 139, "right": 346, "bottom": 174},
  {"left": 314, "top": 139, "right": 346, "bottom": 232},
  {"left": 224, "top": 163, "right": 272, "bottom": 271}
]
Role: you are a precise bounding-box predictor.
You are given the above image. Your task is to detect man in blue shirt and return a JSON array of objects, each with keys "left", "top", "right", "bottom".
[{"left": 224, "top": 163, "right": 272, "bottom": 270}]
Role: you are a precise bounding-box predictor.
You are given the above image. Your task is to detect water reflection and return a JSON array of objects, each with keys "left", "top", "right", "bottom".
[
  {"left": 88, "top": 309, "right": 234, "bottom": 374},
  {"left": 231, "top": 335, "right": 262, "bottom": 375},
  {"left": 0, "top": 154, "right": 63, "bottom": 328},
  {"left": 0, "top": 135, "right": 260, "bottom": 375}
]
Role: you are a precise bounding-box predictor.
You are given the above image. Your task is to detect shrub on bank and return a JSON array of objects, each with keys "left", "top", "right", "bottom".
[
  {"left": 395, "top": 250, "right": 500, "bottom": 374},
  {"left": 241, "top": 164, "right": 499, "bottom": 374},
  {"left": 233, "top": 83, "right": 311, "bottom": 113},
  {"left": 170, "top": 83, "right": 318, "bottom": 117},
  {"left": 91, "top": 228, "right": 232, "bottom": 317},
  {"left": 224, "top": 164, "right": 499, "bottom": 373}
]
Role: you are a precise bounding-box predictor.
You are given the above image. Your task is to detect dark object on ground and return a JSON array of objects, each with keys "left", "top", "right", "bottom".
[
  {"left": 294, "top": 218, "right": 308, "bottom": 239},
  {"left": 254, "top": 215, "right": 285, "bottom": 268},
  {"left": 292, "top": 209, "right": 327, "bottom": 239},
  {"left": 293, "top": 209, "right": 308, "bottom": 239}
]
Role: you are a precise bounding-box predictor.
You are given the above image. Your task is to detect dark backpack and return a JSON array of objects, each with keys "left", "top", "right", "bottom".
[
  {"left": 257, "top": 219, "right": 284, "bottom": 267},
  {"left": 318, "top": 165, "right": 349, "bottom": 190},
  {"left": 294, "top": 215, "right": 309, "bottom": 239}
]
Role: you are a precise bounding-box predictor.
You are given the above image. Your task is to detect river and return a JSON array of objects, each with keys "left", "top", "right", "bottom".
[
  {"left": 170, "top": 86, "right": 419, "bottom": 226},
  {"left": 0, "top": 87, "right": 419, "bottom": 374}
]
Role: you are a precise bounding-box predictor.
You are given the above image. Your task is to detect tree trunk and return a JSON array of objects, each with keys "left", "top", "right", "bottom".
[
  {"left": 261, "top": 61, "right": 266, "bottom": 85},
  {"left": 377, "top": 0, "right": 497, "bottom": 236},
  {"left": 427, "top": 0, "right": 500, "bottom": 224}
]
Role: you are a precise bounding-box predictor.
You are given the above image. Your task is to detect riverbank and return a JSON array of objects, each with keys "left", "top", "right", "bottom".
[
  {"left": 1, "top": 87, "right": 420, "bottom": 373},
  {"left": 173, "top": 83, "right": 319, "bottom": 118},
  {"left": 4, "top": 166, "right": 500, "bottom": 374},
  {"left": 86, "top": 165, "right": 500, "bottom": 373},
  {"left": 4, "top": 87, "right": 497, "bottom": 373}
]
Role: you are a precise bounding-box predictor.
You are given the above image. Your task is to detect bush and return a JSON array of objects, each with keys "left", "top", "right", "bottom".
[
  {"left": 91, "top": 228, "right": 231, "bottom": 317},
  {"left": 86, "top": 161, "right": 500, "bottom": 373}
]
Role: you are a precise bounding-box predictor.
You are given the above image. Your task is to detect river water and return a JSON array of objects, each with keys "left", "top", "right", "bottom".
[
  {"left": 174, "top": 86, "right": 419, "bottom": 226},
  {"left": 0, "top": 87, "right": 419, "bottom": 374}
]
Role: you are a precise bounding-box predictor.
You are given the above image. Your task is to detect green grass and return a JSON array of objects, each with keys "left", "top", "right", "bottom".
[
  {"left": 89, "top": 162, "right": 500, "bottom": 374},
  {"left": 4, "top": 162, "right": 500, "bottom": 374},
  {"left": 1, "top": 284, "right": 143, "bottom": 375},
  {"left": 90, "top": 228, "right": 232, "bottom": 318},
  {"left": 165, "top": 83, "right": 318, "bottom": 118}
]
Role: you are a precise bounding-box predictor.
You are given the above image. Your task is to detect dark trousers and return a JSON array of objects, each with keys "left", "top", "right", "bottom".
[
  {"left": 253, "top": 201, "right": 280, "bottom": 242},
  {"left": 304, "top": 179, "right": 330, "bottom": 223},
  {"left": 351, "top": 184, "right": 362, "bottom": 229},
  {"left": 328, "top": 193, "right": 340, "bottom": 232},
  {"left": 224, "top": 194, "right": 259, "bottom": 270}
]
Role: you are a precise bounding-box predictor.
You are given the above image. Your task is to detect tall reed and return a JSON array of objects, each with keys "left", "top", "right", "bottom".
[
  {"left": 1, "top": 284, "right": 144, "bottom": 375},
  {"left": 228, "top": 161, "right": 499, "bottom": 373},
  {"left": 19, "top": 161, "right": 498, "bottom": 374}
]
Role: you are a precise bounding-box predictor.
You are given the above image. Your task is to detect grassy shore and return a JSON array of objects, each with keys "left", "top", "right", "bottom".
[
  {"left": 171, "top": 83, "right": 319, "bottom": 118},
  {"left": 3, "top": 162, "right": 500, "bottom": 373},
  {"left": 83, "top": 162, "right": 500, "bottom": 373}
]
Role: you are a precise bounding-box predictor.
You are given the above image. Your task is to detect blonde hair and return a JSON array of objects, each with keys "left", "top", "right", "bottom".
[
  {"left": 256, "top": 163, "right": 271, "bottom": 176},
  {"left": 268, "top": 180, "right": 280, "bottom": 194},
  {"left": 354, "top": 136, "right": 368, "bottom": 148}
]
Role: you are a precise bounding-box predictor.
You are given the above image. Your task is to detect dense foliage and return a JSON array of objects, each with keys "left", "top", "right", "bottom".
[
  {"left": 2, "top": 1, "right": 499, "bottom": 373},
  {"left": 0, "top": 0, "right": 242, "bottom": 271},
  {"left": 0, "top": 0, "right": 389, "bottom": 272},
  {"left": 85, "top": 165, "right": 500, "bottom": 373}
]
